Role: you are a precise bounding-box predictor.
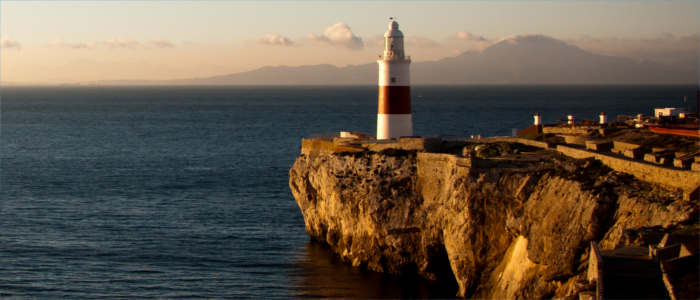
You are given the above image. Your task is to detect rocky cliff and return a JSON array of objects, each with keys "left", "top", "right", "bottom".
[{"left": 288, "top": 141, "right": 698, "bottom": 298}]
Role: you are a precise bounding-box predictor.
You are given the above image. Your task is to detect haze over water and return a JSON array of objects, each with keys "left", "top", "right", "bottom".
[{"left": 0, "top": 85, "right": 696, "bottom": 298}]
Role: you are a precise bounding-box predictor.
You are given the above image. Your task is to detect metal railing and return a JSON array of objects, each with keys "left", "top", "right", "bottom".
[{"left": 377, "top": 55, "right": 411, "bottom": 61}]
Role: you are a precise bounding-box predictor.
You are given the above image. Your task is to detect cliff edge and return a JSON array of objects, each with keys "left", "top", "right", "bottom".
[{"left": 289, "top": 138, "right": 698, "bottom": 298}]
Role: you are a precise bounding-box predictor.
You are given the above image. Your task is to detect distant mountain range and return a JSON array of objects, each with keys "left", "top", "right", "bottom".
[{"left": 85, "top": 35, "right": 697, "bottom": 86}]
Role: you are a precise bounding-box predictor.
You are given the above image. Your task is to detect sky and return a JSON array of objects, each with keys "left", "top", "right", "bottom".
[{"left": 1, "top": 0, "right": 698, "bottom": 84}]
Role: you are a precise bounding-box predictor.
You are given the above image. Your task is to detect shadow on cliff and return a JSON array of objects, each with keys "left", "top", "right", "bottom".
[{"left": 290, "top": 242, "right": 458, "bottom": 298}]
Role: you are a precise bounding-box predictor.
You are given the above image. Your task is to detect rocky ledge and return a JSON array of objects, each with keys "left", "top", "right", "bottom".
[{"left": 289, "top": 139, "right": 698, "bottom": 298}]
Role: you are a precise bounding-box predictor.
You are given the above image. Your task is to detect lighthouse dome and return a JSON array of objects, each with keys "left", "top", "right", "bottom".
[
  {"left": 384, "top": 20, "right": 403, "bottom": 38},
  {"left": 389, "top": 20, "right": 399, "bottom": 29}
]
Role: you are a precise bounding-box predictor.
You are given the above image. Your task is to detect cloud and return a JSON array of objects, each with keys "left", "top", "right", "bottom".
[
  {"left": 453, "top": 32, "right": 488, "bottom": 42},
  {"left": 48, "top": 39, "right": 176, "bottom": 50},
  {"left": 147, "top": 40, "right": 175, "bottom": 48},
  {"left": 48, "top": 40, "right": 95, "bottom": 49},
  {"left": 308, "top": 22, "right": 363, "bottom": 50},
  {"left": 257, "top": 34, "right": 294, "bottom": 46},
  {"left": 1, "top": 39, "right": 21, "bottom": 49},
  {"left": 100, "top": 39, "right": 140, "bottom": 49},
  {"left": 490, "top": 34, "right": 566, "bottom": 46},
  {"left": 452, "top": 32, "right": 492, "bottom": 52}
]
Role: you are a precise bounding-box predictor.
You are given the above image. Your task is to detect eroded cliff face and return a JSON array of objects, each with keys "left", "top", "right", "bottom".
[{"left": 288, "top": 145, "right": 697, "bottom": 299}]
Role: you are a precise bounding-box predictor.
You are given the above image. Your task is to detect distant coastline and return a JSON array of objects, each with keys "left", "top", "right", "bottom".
[{"left": 7, "top": 35, "right": 697, "bottom": 87}]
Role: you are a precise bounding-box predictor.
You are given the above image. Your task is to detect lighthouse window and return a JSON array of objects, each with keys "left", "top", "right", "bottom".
[{"left": 391, "top": 77, "right": 396, "bottom": 83}]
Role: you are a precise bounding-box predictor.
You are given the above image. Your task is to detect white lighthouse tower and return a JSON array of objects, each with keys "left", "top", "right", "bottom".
[{"left": 376, "top": 18, "right": 412, "bottom": 140}]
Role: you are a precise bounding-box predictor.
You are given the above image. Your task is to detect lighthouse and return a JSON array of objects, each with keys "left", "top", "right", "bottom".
[{"left": 376, "top": 19, "right": 412, "bottom": 140}]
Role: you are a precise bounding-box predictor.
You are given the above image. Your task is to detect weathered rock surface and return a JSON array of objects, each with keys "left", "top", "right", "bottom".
[{"left": 288, "top": 143, "right": 698, "bottom": 298}]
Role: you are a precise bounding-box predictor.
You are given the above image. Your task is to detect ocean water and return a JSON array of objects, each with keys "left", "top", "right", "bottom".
[{"left": 0, "top": 85, "right": 696, "bottom": 298}]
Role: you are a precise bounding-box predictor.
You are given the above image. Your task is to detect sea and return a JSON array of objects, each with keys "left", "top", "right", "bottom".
[{"left": 1, "top": 85, "right": 696, "bottom": 299}]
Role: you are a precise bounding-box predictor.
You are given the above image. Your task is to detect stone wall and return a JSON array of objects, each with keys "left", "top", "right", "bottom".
[
  {"left": 480, "top": 137, "right": 551, "bottom": 149},
  {"left": 301, "top": 136, "right": 699, "bottom": 198},
  {"left": 365, "top": 137, "right": 442, "bottom": 152},
  {"left": 300, "top": 138, "right": 364, "bottom": 156},
  {"left": 543, "top": 126, "right": 596, "bottom": 135},
  {"left": 556, "top": 145, "right": 700, "bottom": 196},
  {"left": 417, "top": 152, "right": 472, "bottom": 169},
  {"left": 588, "top": 242, "right": 604, "bottom": 300},
  {"left": 301, "top": 137, "right": 444, "bottom": 156}
]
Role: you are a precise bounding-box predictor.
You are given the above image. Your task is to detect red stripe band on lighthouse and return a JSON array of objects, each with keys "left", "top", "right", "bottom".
[{"left": 377, "top": 19, "right": 412, "bottom": 140}]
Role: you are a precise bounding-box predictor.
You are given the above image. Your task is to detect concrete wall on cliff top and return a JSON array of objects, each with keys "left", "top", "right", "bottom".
[
  {"left": 289, "top": 149, "right": 697, "bottom": 299},
  {"left": 557, "top": 145, "right": 699, "bottom": 195}
]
